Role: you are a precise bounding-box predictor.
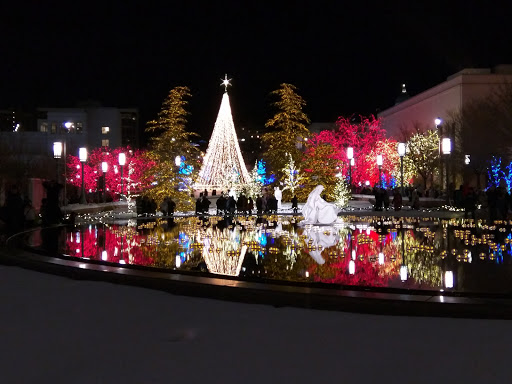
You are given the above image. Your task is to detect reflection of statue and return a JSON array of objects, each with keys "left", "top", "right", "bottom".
[
  {"left": 274, "top": 187, "right": 282, "bottom": 211},
  {"left": 305, "top": 227, "right": 338, "bottom": 264},
  {"left": 301, "top": 185, "right": 339, "bottom": 225}
]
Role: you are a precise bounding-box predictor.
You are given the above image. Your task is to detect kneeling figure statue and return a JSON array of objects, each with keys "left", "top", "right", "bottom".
[{"left": 301, "top": 185, "right": 339, "bottom": 225}]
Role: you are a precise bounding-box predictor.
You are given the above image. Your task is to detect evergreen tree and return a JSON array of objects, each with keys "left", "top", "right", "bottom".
[
  {"left": 262, "top": 83, "right": 311, "bottom": 178},
  {"left": 143, "top": 86, "right": 199, "bottom": 210}
]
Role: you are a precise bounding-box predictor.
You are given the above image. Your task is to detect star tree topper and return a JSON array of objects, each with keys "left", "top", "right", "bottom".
[{"left": 221, "top": 74, "right": 232, "bottom": 92}]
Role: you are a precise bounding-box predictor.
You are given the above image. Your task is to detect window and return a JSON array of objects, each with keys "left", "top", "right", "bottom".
[
  {"left": 51, "top": 123, "right": 56, "bottom": 134},
  {"left": 40, "top": 123, "right": 48, "bottom": 133},
  {"left": 76, "top": 122, "right": 83, "bottom": 133},
  {"left": 102, "top": 126, "right": 109, "bottom": 134},
  {"left": 102, "top": 139, "right": 109, "bottom": 147}
]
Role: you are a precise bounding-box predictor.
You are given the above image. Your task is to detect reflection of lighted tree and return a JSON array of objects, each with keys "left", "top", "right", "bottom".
[
  {"left": 400, "top": 231, "right": 442, "bottom": 288},
  {"left": 63, "top": 217, "right": 445, "bottom": 289},
  {"left": 200, "top": 227, "right": 246, "bottom": 276},
  {"left": 65, "top": 225, "right": 152, "bottom": 266}
]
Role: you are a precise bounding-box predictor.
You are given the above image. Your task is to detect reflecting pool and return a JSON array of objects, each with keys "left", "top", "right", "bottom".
[{"left": 28, "top": 215, "right": 512, "bottom": 295}]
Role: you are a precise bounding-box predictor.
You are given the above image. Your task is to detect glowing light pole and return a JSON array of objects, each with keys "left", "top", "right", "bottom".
[
  {"left": 442, "top": 138, "right": 452, "bottom": 205},
  {"left": 101, "top": 161, "right": 108, "bottom": 203},
  {"left": 347, "top": 147, "right": 354, "bottom": 186},
  {"left": 119, "top": 152, "right": 126, "bottom": 198},
  {"left": 398, "top": 143, "right": 406, "bottom": 196},
  {"left": 79, "top": 147, "right": 87, "bottom": 204},
  {"left": 377, "top": 154, "right": 383, "bottom": 188}
]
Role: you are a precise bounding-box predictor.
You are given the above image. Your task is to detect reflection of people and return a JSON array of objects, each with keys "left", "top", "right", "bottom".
[
  {"left": 274, "top": 187, "right": 282, "bottom": 211},
  {"left": 301, "top": 185, "right": 338, "bottom": 224}
]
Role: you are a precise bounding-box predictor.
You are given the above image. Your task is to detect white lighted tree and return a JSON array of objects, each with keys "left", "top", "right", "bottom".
[
  {"left": 332, "top": 177, "right": 351, "bottom": 208},
  {"left": 196, "top": 75, "right": 250, "bottom": 189},
  {"left": 281, "top": 153, "right": 303, "bottom": 195},
  {"left": 246, "top": 161, "right": 263, "bottom": 198}
]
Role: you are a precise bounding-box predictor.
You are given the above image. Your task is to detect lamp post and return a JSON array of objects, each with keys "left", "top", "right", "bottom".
[
  {"left": 376, "top": 154, "right": 383, "bottom": 188},
  {"left": 347, "top": 147, "right": 354, "bottom": 186},
  {"left": 398, "top": 143, "right": 406, "bottom": 196},
  {"left": 435, "top": 118, "right": 444, "bottom": 190},
  {"left": 119, "top": 152, "right": 126, "bottom": 198},
  {"left": 79, "top": 147, "right": 87, "bottom": 204},
  {"left": 442, "top": 137, "right": 452, "bottom": 205},
  {"left": 101, "top": 161, "right": 108, "bottom": 203}
]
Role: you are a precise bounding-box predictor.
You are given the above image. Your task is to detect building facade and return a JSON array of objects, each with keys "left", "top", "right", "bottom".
[{"left": 378, "top": 65, "right": 512, "bottom": 140}]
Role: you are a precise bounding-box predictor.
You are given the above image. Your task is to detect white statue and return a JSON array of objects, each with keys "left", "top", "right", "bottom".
[
  {"left": 301, "top": 185, "right": 339, "bottom": 225},
  {"left": 274, "top": 187, "right": 282, "bottom": 211}
]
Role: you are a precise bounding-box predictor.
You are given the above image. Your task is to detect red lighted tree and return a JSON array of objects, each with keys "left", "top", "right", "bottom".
[
  {"left": 66, "top": 147, "right": 154, "bottom": 199},
  {"left": 304, "top": 115, "right": 398, "bottom": 187}
]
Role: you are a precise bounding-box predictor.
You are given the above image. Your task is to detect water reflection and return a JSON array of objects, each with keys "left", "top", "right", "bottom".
[{"left": 54, "top": 216, "right": 512, "bottom": 295}]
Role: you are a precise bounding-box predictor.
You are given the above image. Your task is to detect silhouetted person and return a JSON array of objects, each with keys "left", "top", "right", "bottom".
[
  {"left": 256, "top": 195, "right": 263, "bottom": 214},
  {"left": 42, "top": 180, "right": 63, "bottom": 225},
  {"left": 195, "top": 198, "right": 202, "bottom": 215},
  {"left": 168, "top": 197, "right": 176, "bottom": 215},
  {"left": 247, "top": 196, "right": 254, "bottom": 214},
  {"left": 5, "top": 186, "right": 24, "bottom": 233},
  {"left": 201, "top": 196, "right": 211, "bottom": 214},
  {"left": 216, "top": 195, "right": 226, "bottom": 215},
  {"left": 291, "top": 195, "right": 298, "bottom": 214},
  {"left": 393, "top": 189, "right": 402, "bottom": 211}
]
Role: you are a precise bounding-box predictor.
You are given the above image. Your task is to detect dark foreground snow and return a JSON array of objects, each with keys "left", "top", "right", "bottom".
[{"left": 0, "top": 265, "right": 510, "bottom": 384}]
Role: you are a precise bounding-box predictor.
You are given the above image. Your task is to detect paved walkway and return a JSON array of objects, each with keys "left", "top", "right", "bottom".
[{"left": 0, "top": 264, "right": 510, "bottom": 383}]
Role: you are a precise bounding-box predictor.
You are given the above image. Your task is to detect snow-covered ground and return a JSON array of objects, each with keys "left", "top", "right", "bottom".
[{"left": 0, "top": 264, "right": 510, "bottom": 383}]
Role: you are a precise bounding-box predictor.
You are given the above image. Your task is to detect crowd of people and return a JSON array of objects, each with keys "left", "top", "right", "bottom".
[{"left": 194, "top": 188, "right": 294, "bottom": 216}]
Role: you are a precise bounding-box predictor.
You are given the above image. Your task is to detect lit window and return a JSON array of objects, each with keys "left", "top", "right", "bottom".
[
  {"left": 76, "top": 122, "right": 83, "bottom": 133},
  {"left": 40, "top": 123, "right": 48, "bottom": 133},
  {"left": 102, "top": 139, "right": 109, "bottom": 147},
  {"left": 102, "top": 126, "right": 110, "bottom": 134},
  {"left": 51, "top": 123, "right": 56, "bottom": 134}
]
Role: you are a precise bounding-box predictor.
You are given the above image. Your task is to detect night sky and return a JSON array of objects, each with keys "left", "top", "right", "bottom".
[{"left": 1, "top": 1, "right": 511, "bottom": 145}]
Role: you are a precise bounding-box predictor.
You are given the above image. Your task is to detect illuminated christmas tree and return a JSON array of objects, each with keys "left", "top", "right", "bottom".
[
  {"left": 281, "top": 152, "right": 303, "bottom": 195},
  {"left": 197, "top": 75, "right": 250, "bottom": 189},
  {"left": 332, "top": 177, "right": 351, "bottom": 208}
]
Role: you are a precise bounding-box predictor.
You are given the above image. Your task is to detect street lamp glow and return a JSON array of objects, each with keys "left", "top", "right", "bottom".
[
  {"left": 64, "top": 122, "right": 73, "bottom": 129},
  {"left": 376, "top": 154, "right": 383, "bottom": 166},
  {"left": 398, "top": 142, "right": 406, "bottom": 157},
  {"left": 347, "top": 147, "right": 354, "bottom": 160},
  {"left": 118, "top": 152, "right": 126, "bottom": 166},
  {"left": 79, "top": 147, "right": 87, "bottom": 162},
  {"left": 53, "top": 142, "right": 63, "bottom": 159},
  {"left": 435, "top": 117, "right": 442, "bottom": 127},
  {"left": 348, "top": 260, "right": 355, "bottom": 275},
  {"left": 445, "top": 270, "right": 454, "bottom": 288},
  {"left": 400, "top": 265, "right": 408, "bottom": 281},
  {"left": 442, "top": 138, "right": 452, "bottom": 155},
  {"left": 102, "top": 161, "right": 108, "bottom": 173},
  {"left": 175, "top": 155, "right": 182, "bottom": 167}
]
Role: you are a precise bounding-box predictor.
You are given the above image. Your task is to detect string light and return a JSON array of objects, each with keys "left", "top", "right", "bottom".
[{"left": 197, "top": 78, "right": 250, "bottom": 189}]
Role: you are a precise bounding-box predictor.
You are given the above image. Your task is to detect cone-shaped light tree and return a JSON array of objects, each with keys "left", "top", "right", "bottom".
[
  {"left": 197, "top": 76, "right": 250, "bottom": 190},
  {"left": 144, "top": 86, "right": 199, "bottom": 210},
  {"left": 262, "top": 83, "right": 311, "bottom": 179}
]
